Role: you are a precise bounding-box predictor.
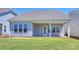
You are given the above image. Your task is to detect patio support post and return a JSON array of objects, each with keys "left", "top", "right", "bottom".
[
  {"left": 68, "top": 25, "right": 70, "bottom": 38},
  {"left": 49, "top": 22, "right": 51, "bottom": 37},
  {"left": 32, "top": 23, "right": 33, "bottom": 36},
  {"left": 9, "top": 31, "right": 10, "bottom": 37},
  {"left": 9, "top": 23, "right": 10, "bottom": 37}
]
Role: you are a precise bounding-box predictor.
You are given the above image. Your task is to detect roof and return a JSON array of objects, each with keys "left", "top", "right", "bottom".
[
  {"left": 9, "top": 10, "right": 69, "bottom": 21},
  {"left": 0, "top": 8, "right": 11, "bottom": 13},
  {"left": 68, "top": 10, "right": 79, "bottom": 20},
  {"left": 0, "top": 8, "right": 17, "bottom": 16}
]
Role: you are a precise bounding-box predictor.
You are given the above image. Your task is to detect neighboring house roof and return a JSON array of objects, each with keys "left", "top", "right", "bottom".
[
  {"left": 8, "top": 10, "right": 69, "bottom": 21},
  {"left": 0, "top": 8, "right": 17, "bottom": 16},
  {"left": 0, "top": 8, "right": 11, "bottom": 13},
  {"left": 69, "top": 10, "right": 79, "bottom": 18},
  {"left": 0, "top": 11, "right": 17, "bottom": 16}
]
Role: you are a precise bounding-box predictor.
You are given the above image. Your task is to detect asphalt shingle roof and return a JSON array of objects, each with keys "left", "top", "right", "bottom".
[{"left": 9, "top": 10, "right": 69, "bottom": 21}]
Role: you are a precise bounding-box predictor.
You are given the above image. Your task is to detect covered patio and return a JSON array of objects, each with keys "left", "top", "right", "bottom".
[{"left": 32, "top": 21, "right": 69, "bottom": 37}]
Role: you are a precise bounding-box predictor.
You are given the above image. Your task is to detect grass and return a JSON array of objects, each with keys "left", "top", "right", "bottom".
[{"left": 0, "top": 37, "right": 79, "bottom": 50}]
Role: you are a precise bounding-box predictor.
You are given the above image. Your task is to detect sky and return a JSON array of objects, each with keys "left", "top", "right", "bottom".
[{"left": 13, "top": 8, "right": 78, "bottom": 15}]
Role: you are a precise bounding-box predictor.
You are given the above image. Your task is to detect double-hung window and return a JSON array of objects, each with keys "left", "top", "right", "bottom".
[
  {"left": 52, "top": 26, "right": 55, "bottom": 33},
  {"left": 4, "top": 26, "right": 6, "bottom": 32},
  {"left": 56, "top": 26, "right": 60, "bottom": 33},
  {"left": 19, "top": 24, "right": 22, "bottom": 33},
  {"left": 14, "top": 24, "right": 18, "bottom": 33},
  {"left": 24, "top": 24, "right": 27, "bottom": 32}
]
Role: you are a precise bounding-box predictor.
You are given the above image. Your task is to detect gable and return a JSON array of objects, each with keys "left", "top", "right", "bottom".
[
  {"left": 0, "top": 11, "right": 17, "bottom": 16},
  {"left": 0, "top": 10, "right": 17, "bottom": 21},
  {"left": 0, "top": 13, "right": 15, "bottom": 21}
]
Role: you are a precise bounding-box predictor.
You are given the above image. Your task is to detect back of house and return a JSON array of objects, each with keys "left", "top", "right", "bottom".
[{"left": 8, "top": 10, "right": 70, "bottom": 37}]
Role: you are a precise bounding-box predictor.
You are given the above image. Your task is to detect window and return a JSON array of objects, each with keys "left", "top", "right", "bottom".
[
  {"left": 44, "top": 27, "right": 46, "bottom": 34},
  {"left": 24, "top": 24, "right": 27, "bottom": 32},
  {"left": 14, "top": 24, "right": 18, "bottom": 33},
  {"left": 4, "top": 26, "right": 6, "bottom": 32},
  {"left": 52, "top": 26, "right": 61, "bottom": 33},
  {"left": 19, "top": 24, "right": 22, "bottom": 33},
  {"left": 56, "top": 26, "right": 60, "bottom": 33},
  {"left": 52, "top": 27, "right": 55, "bottom": 33},
  {"left": 48, "top": 26, "right": 50, "bottom": 33},
  {"left": 14, "top": 23, "right": 27, "bottom": 33}
]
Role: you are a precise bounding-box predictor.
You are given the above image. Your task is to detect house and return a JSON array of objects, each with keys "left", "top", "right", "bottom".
[
  {"left": 69, "top": 10, "right": 79, "bottom": 38},
  {"left": 8, "top": 10, "right": 70, "bottom": 37},
  {"left": 0, "top": 8, "right": 16, "bottom": 36}
]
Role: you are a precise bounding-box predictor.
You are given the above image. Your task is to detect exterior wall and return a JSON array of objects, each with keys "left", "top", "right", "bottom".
[
  {"left": 69, "top": 12, "right": 79, "bottom": 37},
  {"left": 0, "top": 13, "right": 15, "bottom": 35},
  {"left": 70, "top": 19, "right": 79, "bottom": 37},
  {"left": 10, "top": 22, "right": 33, "bottom": 36}
]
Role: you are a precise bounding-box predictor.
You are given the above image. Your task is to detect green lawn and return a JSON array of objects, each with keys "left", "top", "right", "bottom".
[{"left": 0, "top": 37, "right": 79, "bottom": 50}]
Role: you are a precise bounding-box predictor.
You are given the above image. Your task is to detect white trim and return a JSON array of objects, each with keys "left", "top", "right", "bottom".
[
  {"left": 22, "top": 24, "right": 24, "bottom": 33},
  {"left": 32, "top": 23, "right": 33, "bottom": 36},
  {"left": 49, "top": 22, "right": 51, "bottom": 37},
  {"left": 9, "top": 23, "right": 10, "bottom": 36},
  {"left": 32, "top": 20, "right": 67, "bottom": 24},
  {"left": 17, "top": 24, "right": 19, "bottom": 33}
]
